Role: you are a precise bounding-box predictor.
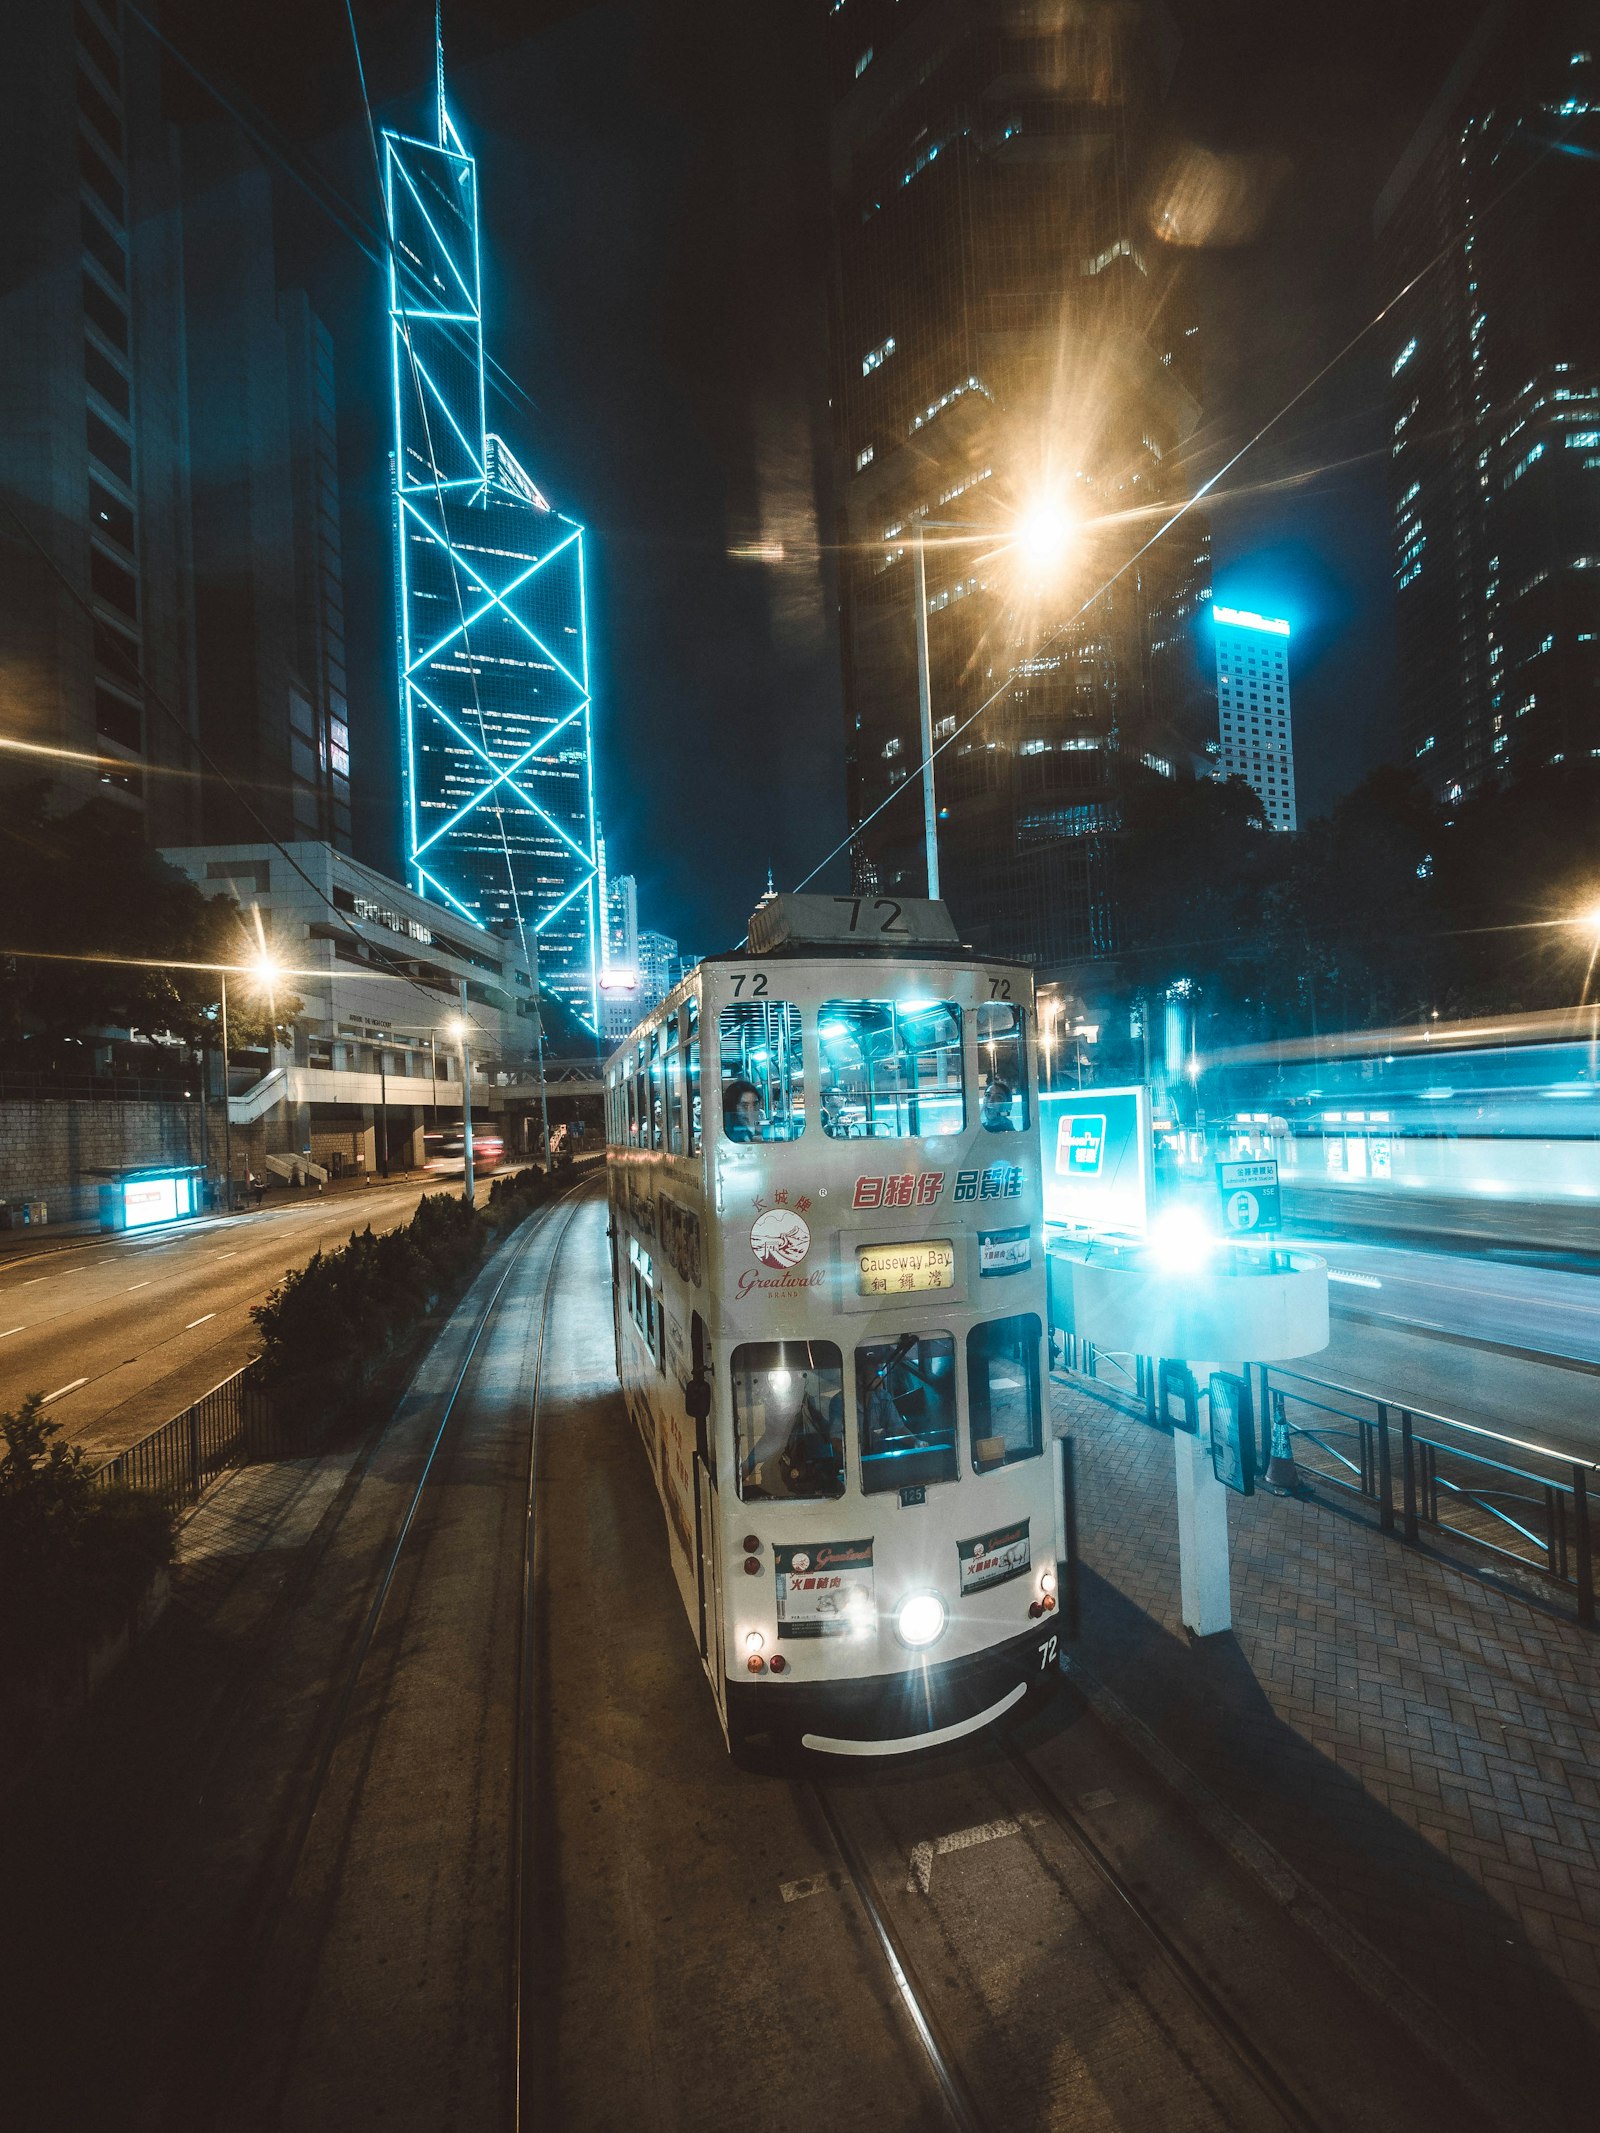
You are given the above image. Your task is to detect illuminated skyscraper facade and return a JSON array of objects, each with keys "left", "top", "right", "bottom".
[
  {"left": 385, "top": 89, "right": 598, "bottom": 1024},
  {"left": 1376, "top": 8, "right": 1600, "bottom": 803},
  {"left": 1213, "top": 607, "right": 1296, "bottom": 831},
  {"left": 825, "top": 0, "right": 1213, "bottom": 974}
]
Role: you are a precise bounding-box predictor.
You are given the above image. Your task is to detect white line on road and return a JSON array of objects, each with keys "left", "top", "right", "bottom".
[
  {"left": 20, "top": 1277, "right": 47, "bottom": 1287},
  {"left": 1328, "top": 1269, "right": 1383, "bottom": 1290},
  {"left": 906, "top": 1814, "right": 1044, "bottom": 1896},
  {"left": 41, "top": 1378, "right": 88, "bottom": 1405},
  {"left": 215, "top": 1251, "right": 238, "bottom": 1259},
  {"left": 1, "top": 1325, "right": 24, "bottom": 1338},
  {"left": 127, "top": 1281, "right": 151, "bottom": 1291},
  {"left": 185, "top": 1313, "right": 216, "bottom": 1329}
]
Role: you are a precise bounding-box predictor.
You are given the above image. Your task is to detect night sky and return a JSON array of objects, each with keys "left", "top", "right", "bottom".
[{"left": 160, "top": 0, "right": 1461, "bottom": 956}]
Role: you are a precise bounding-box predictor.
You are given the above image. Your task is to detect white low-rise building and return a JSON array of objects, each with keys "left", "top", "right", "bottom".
[{"left": 161, "top": 841, "right": 541, "bottom": 1179}]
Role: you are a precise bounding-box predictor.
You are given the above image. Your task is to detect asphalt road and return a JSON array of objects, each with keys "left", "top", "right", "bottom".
[
  {"left": 0, "top": 1177, "right": 479, "bottom": 1457},
  {"left": 1285, "top": 1229, "right": 1600, "bottom": 1462}
]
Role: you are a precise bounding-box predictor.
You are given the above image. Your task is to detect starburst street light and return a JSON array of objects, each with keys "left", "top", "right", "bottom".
[
  {"left": 1010, "top": 494, "right": 1078, "bottom": 582},
  {"left": 911, "top": 490, "right": 1082, "bottom": 897}
]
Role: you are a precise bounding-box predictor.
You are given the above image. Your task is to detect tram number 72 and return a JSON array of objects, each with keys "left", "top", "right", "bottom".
[
  {"left": 1036, "top": 1633, "right": 1058, "bottom": 1671},
  {"left": 834, "top": 897, "right": 907, "bottom": 935}
]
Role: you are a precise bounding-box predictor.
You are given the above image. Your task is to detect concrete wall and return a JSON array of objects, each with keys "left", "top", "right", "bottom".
[{"left": 0, "top": 1099, "right": 211, "bottom": 1223}]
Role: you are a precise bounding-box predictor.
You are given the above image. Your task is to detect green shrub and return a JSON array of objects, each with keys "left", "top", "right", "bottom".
[{"left": 0, "top": 1395, "right": 176, "bottom": 1687}]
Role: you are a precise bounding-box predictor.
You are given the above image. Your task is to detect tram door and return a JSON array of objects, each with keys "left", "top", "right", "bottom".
[{"left": 689, "top": 1314, "right": 725, "bottom": 1695}]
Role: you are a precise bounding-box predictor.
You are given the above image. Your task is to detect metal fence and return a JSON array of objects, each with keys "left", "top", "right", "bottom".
[
  {"left": 91, "top": 1365, "right": 283, "bottom": 1513},
  {"left": 1053, "top": 1341, "right": 1597, "bottom": 1628}
]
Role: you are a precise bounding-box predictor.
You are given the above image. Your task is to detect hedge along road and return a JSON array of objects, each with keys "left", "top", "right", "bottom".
[{"left": 0, "top": 1174, "right": 522, "bottom": 1457}]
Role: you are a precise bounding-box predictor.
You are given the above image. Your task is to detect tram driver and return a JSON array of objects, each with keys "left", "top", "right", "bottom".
[
  {"left": 723, "top": 1077, "right": 767, "bottom": 1142},
  {"left": 742, "top": 1363, "right": 845, "bottom": 1499}
]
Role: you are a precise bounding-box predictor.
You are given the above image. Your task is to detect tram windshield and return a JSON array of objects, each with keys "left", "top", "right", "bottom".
[
  {"left": 976, "top": 1003, "right": 1028, "bottom": 1132},
  {"left": 856, "top": 1331, "right": 958, "bottom": 1493},
  {"left": 732, "top": 1341, "right": 845, "bottom": 1500},
  {"left": 818, "top": 1000, "right": 964, "bottom": 1139},
  {"left": 968, "top": 1314, "right": 1042, "bottom": 1469},
  {"left": 720, "top": 1002, "right": 805, "bottom": 1141}
]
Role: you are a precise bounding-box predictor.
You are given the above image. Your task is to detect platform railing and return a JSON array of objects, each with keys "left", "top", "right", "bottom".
[
  {"left": 1051, "top": 1340, "right": 1597, "bottom": 1628},
  {"left": 91, "top": 1365, "right": 283, "bottom": 1513}
]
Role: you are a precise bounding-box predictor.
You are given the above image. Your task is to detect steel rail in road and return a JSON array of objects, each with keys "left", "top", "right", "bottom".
[
  {"left": 179, "top": 1173, "right": 593, "bottom": 2132},
  {"left": 1000, "top": 1737, "right": 1324, "bottom": 2133},
  {"left": 806, "top": 1718, "right": 1330, "bottom": 2133},
  {"left": 509, "top": 1182, "right": 588, "bottom": 2133},
  {"left": 808, "top": 1777, "right": 989, "bottom": 2133}
]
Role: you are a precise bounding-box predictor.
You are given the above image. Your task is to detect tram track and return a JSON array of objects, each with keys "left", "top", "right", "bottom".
[
  {"left": 177, "top": 1174, "right": 593, "bottom": 2133},
  {"left": 807, "top": 1713, "right": 1332, "bottom": 2133}
]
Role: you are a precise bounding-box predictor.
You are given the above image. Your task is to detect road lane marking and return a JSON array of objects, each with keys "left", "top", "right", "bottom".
[
  {"left": 906, "top": 1813, "right": 1044, "bottom": 1896},
  {"left": 185, "top": 1313, "right": 216, "bottom": 1329},
  {"left": 41, "top": 1378, "right": 88, "bottom": 1405},
  {"left": 1328, "top": 1269, "right": 1382, "bottom": 1289},
  {"left": 21, "top": 1277, "right": 47, "bottom": 1286},
  {"left": 215, "top": 1251, "right": 238, "bottom": 1259},
  {"left": 127, "top": 1280, "right": 152, "bottom": 1290},
  {"left": 1, "top": 1326, "right": 24, "bottom": 1338}
]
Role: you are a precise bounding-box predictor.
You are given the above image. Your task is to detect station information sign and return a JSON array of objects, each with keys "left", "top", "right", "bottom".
[
  {"left": 1039, "top": 1085, "right": 1151, "bottom": 1234},
  {"left": 856, "top": 1239, "right": 955, "bottom": 1296},
  {"left": 1216, "top": 1158, "right": 1281, "bottom": 1235}
]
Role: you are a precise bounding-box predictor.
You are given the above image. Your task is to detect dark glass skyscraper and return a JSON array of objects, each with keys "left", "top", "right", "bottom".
[
  {"left": 1376, "top": 6, "right": 1600, "bottom": 803},
  {"left": 825, "top": 0, "right": 1212, "bottom": 972}
]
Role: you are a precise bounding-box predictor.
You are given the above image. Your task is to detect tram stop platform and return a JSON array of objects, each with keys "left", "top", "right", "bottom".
[{"left": 1055, "top": 1372, "right": 1600, "bottom": 2128}]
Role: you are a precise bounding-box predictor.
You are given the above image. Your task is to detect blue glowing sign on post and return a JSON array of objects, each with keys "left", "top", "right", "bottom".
[{"left": 1039, "top": 1085, "right": 1152, "bottom": 1235}]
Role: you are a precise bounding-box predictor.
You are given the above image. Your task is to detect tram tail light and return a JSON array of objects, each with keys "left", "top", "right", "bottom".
[
  {"left": 769, "top": 1654, "right": 788, "bottom": 1674},
  {"left": 747, "top": 1654, "right": 766, "bottom": 1673}
]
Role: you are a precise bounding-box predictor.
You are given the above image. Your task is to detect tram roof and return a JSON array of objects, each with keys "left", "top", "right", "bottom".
[{"left": 699, "top": 892, "right": 996, "bottom": 964}]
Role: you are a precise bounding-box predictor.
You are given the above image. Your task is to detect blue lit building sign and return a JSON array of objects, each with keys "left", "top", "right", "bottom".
[
  {"left": 1212, "top": 605, "right": 1290, "bottom": 637},
  {"left": 384, "top": 82, "right": 599, "bottom": 1027}
]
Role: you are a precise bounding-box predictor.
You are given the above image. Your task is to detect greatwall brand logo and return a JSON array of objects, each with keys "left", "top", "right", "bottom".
[{"left": 750, "top": 1205, "right": 811, "bottom": 1271}]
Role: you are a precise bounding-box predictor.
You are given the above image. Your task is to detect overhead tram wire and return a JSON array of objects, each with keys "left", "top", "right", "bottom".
[
  {"left": 787, "top": 101, "right": 1595, "bottom": 904},
  {"left": 122, "top": 3, "right": 544, "bottom": 434},
  {"left": 342, "top": 0, "right": 543, "bottom": 1010}
]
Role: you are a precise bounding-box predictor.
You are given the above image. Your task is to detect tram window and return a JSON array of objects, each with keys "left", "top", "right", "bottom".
[
  {"left": 732, "top": 1341, "right": 845, "bottom": 1501},
  {"left": 665, "top": 1017, "right": 684, "bottom": 1155},
  {"left": 977, "top": 1003, "right": 1029, "bottom": 1132},
  {"left": 819, "top": 1000, "right": 964, "bottom": 1140},
  {"left": 633, "top": 1048, "right": 647, "bottom": 1148},
  {"left": 623, "top": 1053, "right": 638, "bottom": 1147},
  {"left": 856, "top": 1332, "right": 958, "bottom": 1493},
  {"left": 719, "top": 1001, "right": 805, "bottom": 1141},
  {"left": 967, "top": 1314, "right": 1042, "bottom": 1470},
  {"left": 687, "top": 997, "right": 702, "bottom": 1154},
  {"left": 649, "top": 1027, "right": 664, "bottom": 1149}
]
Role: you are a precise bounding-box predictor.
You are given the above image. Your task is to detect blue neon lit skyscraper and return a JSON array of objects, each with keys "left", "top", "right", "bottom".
[{"left": 384, "top": 76, "right": 598, "bottom": 1026}]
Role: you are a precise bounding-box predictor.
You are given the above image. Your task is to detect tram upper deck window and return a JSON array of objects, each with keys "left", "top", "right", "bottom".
[
  {"left": 625, "top": 1051, "right": 639, "bottom": 1147},
  {"left": 819, "top": 1001, "right": 964, "bottom": 1139},
  {"left": 732, "top": 1340, "right": 845, "bottom": 1501},
  {"left": 720, "top": 1001, "right": 805, "bottom": 1141},
  {"left": 687, "top": 997, "right": 702, "bottom": 1154},
  {"left": 665, "top": 1015, "right": 684, "bottom": 1155},
  {"left": 968, "top": 1314, "right": 1042, "bottom": 1470},
  {"left": 856, "top": 1331, "right": 958, "bottom": 1493},
  {"left": 649, "top": 1027, "right": 664, "bottom": 1149},
  {"left": 977, "top": 1003, "right": 1029, "bottom": 1132}
]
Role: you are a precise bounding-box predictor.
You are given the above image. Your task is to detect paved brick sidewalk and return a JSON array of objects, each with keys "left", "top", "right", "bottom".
[{"left": 1054, "top": 1376, "right": 1600, "bottom": 2124}]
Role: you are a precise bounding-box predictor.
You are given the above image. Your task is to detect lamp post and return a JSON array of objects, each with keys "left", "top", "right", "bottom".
[
  {"left": 450, "top": 984, "right": 476, "bottom": 1205},
  {"left": 219, "top": 969, "right": 234, "bottom": 1210},
  {"left": 909, "top": 496, "right": 1078, "bottom": 908}
]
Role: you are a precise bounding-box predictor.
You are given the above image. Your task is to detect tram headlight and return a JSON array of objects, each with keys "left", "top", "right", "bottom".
[
  {"left": 744, "top": 1630, "right": 765, "bottom": 1654},
  {"left": 1040, "top": 1569, "right": 1057, "bottom": 1595},
  {"left": 895, "top": 1591, "right": 947, "bottom": 1650}
]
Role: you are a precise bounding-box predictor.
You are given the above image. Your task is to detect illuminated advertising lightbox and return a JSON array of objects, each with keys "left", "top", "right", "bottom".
[{"left": 1038, "top": 1085, "right": 1151, "bottom": 1235}]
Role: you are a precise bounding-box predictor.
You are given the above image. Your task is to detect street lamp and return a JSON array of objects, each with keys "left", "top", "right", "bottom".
[
  {"left": 218, "top": 948, "right": 283, "bottom": 1211},
  {"left": 910, "top": 494, "right": 1079, "bottom": 900},
  {"left": 446, "top": 998, "right": 476, "bottom": 1205}
]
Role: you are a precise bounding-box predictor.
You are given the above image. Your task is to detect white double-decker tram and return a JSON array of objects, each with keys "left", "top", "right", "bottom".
[{"left": 605, "top": 893, "right": 1064, "bottom": 1759}]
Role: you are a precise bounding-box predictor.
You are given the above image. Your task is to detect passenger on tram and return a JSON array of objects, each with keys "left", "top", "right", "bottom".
[
  {"left": 821, "top": 1086, "right": 856, "bottom": 1138},
  {"left": 723, "top": 1078, "right": 766, "bottom": 1142},
  {"left": 981, "top": 1077, "right": 1020, "bottom": 1131}
]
